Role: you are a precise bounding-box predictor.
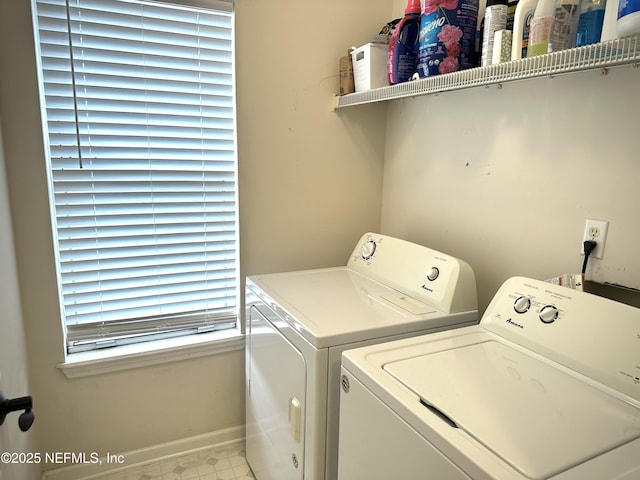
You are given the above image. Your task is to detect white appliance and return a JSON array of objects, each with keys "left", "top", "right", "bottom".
[
  {"left": 338, "top": 276, "right": 640, "bottom": 480},
  {"left": 245, "top": 232, "right": 478, "bottom": 480}
]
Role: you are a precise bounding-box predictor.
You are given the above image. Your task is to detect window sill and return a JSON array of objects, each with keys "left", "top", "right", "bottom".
[{"left": 57, "top": 329, "right": 245, "bottom": 379}]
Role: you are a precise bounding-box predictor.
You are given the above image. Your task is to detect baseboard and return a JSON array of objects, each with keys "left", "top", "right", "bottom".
[{"left": 41, "top": 425, "right": 245, "bottom": 480}]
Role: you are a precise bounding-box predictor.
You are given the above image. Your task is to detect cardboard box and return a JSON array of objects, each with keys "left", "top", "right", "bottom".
[{"left": 351, "top": 43, "right": 388, "bottom": 92}]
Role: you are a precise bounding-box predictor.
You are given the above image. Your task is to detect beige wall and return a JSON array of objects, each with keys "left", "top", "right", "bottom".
[
  {"left": 2, "top": 0, "right": 639, "bottom": 469},
  {"left": 0, "top": 121, "right": 42, "bottom": 480},
  {"left": 380, "top": 67, "right": 640, "bottom": 312},
  {"left": 236, "top": 0, "right": 390, "bottom": 276},
  {"left": 0, "top": 0, "right": 390, "bottom": 467}
]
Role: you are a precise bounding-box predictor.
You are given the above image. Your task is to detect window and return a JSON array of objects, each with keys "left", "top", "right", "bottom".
[{"left": 32, "top": 0, "right": 238, "bottom": 353}]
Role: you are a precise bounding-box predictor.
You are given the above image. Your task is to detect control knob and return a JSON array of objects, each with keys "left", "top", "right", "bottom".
[
  {"left": 539, "top": 305, "right": 559, "bottom": 324},
  {"left": 361, "top": 240, "right": 376, "bottom": 260},
  {"left": 513, "top": 296, "right": 531, "bottom": 314},
  {"left": 426, "top": 267, "right": 439, "bottom": 281}
]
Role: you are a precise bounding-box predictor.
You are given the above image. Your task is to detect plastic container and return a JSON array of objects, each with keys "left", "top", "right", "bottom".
[
  {"left": 549, "top": 0, "right": 580, "bottom": 51},
  {"left": 528, "top": 0, "right": 579, "bottom": 55},
  {"left": 600, "top": 0, "right": 619, "bottom": 40},
  {"left": 507, "top": 0, "right": 520, "bottom": 28},
  {"left": 617, "top": 0, "right": 640, "bottom": 36},
  {"left": 527, "top": 0, "right": 556, "bottom": 55},
  {"left": 482, "top": 0, "right": 508, "bottom": 66},
  {"left": 511, "top": 0, "right": 539, "bottom": 59},
  {"left": 388, "top": 0, "right": 422, "bottom": 84},
  {"left": 417, "top": 0, "right": 480, "bottom": 77},
  {"left": 351, "top": 43, "right": 388, "bottom": 92},
  {"left": 576, "top": 0, "right": 607, "bottom": 45}
]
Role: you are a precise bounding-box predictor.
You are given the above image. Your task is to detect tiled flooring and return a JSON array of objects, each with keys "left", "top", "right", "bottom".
[{"left": 89, "top": 442, "right": 254, "bottom": 480}]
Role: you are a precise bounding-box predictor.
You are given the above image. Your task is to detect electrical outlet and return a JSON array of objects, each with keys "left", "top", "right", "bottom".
[{"left": 581, "top": 219, "right": 609, "bottom": 259}]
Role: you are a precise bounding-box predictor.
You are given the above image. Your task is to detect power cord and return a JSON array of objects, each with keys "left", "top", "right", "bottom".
[
  {"left": 582, "top": 240, "right": 597, "bottom": 275},
  {"left": 545, "top": 240, "right": 598, "bottom": 291}
]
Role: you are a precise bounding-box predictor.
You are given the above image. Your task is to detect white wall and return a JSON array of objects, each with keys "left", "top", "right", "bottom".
[
  {"left": 0, "top": 0, "right": 391, "bottom": 466},
  {"left": 380, "top": 66, "right": 640, "bottom": 312}
]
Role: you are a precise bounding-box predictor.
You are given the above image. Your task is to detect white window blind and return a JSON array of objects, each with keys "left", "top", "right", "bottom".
[{"left": 33, "top": 0, "right": 238, "bottom": 353}]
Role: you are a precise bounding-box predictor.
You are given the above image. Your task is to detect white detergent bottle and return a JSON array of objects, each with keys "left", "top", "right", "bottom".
[
  {"left": 512, "top": 0, "right": 540, "bottom": 59},
  {"left": 618, "top": 0, "right": 640, "bottom": 36},
  {"left": 600, "top": 0, "right": 619, "bottom": 40}
]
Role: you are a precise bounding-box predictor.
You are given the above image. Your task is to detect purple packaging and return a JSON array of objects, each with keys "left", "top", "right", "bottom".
[{"left": 417, "top": 0, "right": 479, "bottom": 77}]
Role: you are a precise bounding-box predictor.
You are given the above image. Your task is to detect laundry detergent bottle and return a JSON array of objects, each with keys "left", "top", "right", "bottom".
[
  {"left": 576, "top": 0, "right": 607, "bottom": 45},
  {"left": 418, "top": 0, "right": 480, "bottom": 77},
  {"left": 527, "top": 0, "right": 555, "bottom": 56},
  {"left": 388, "top": 0, "right": 422, "bottom": 84},
  {"left": 618, "top": 0, "right": 640, "bottom": 36},
  {"left": 511, "top": 0, "right": 539, "bottom": 59}
]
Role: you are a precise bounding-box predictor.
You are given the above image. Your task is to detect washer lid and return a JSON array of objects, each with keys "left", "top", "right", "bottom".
[
  {"left": 384, "top": 341, "right": 640, "bottom": 480},
  {"left": 250, "top": 268, "right": 470, "bottom": 348}
]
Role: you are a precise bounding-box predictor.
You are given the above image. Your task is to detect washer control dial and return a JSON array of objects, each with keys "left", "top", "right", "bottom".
[
  {"left": 513, "top": 296, "right": 531, "bottom": 314},
  {"left": 539, "top": 305, "right": 559, "bottom": 324},
  {"left": 361, "top": 240, "right": 377, "bottom": 260},
  {"left": 426, "top": 267, "right": 440, "bottom": 281}
]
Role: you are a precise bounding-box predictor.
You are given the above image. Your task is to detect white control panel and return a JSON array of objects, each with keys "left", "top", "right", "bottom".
[
  {"left": 347, "top": 233, "right": 477, "bottom": 315},
  {"left": 482, "top": 277, "right": 640, "bottom": 403}
]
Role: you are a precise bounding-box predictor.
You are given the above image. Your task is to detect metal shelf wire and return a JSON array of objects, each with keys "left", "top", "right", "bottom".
[{"left": 334, "top": 35, "right": 640, "bottom": 109}]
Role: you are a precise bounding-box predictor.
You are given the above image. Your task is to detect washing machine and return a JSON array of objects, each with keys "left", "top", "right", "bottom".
[
  {"left": 338, "top": 276, "right": 640, "bottom": 480},
  {"left": 244, "top": 232, "right": 478, "bottom": 480}
]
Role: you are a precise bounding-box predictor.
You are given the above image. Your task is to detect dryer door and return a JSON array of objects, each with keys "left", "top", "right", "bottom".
[{"left": 246, "top": 305, "right": 306, "bottom": 480}]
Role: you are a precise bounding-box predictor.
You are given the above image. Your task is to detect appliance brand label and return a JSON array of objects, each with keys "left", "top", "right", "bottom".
[{"left": 506, "top": 318, "right": 524, "bottom": 329}]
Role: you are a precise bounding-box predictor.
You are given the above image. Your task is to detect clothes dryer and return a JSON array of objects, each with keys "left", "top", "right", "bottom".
[
  {"left": 338, "top": 276, "right": 640, "bottom": 480},
  {"left": 245, "top": 232, "right": 478, "bottom": 480}
]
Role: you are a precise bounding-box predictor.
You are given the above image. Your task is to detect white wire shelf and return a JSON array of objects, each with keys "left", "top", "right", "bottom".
[{"left": 334, "top": 34, "right": 640, "bottom": 109}]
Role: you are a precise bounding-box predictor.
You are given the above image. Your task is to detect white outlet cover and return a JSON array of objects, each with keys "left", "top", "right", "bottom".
[{"left": 581, "top": 219, "right": 609, "bottom": 259}]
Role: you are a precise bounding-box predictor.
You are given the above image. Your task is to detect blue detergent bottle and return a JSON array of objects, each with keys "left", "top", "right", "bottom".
[
  {"left": 388, "top": 0, "right": 422, "bottom": 84},
  {"left": 417, "top": 0, "right": 480, "bottom": 77},
  {"left": 576, "top": 0, "right": 607, "bottom": 45}
]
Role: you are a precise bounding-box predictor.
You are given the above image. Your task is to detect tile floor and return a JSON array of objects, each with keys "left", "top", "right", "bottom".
[{"left": 88, "top": 442, "right": 254, "bottom": 480}]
